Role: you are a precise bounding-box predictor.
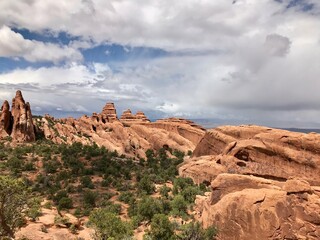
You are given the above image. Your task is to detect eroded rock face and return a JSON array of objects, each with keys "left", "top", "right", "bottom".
[
  {"left": 120, "top": 109, "right": 150, "bottom": 124},
  {"left": 101, "top": 102, "right": 118, "bottom": 122},
  {"left": 180, "top": 125, "right": 320, "bottom": 239},
  {"left": 34, "top": 105, "right": 205, "bottom": 158},
  {"left": 0, "top": 91, "right": 35, "bottom": 142},
  {"left": 135, "top": 111, "right": 149, "bottom": 122},
  {"left": 195, "top": 174, "right": 320, "bottom": 240},
  {"left": 0, "top": 100, "right": 12, "bottom": 137},
  {"left": 11, "top": 91, "right": 36, "bottom": 142},
  {"left": 183, "top": 125, "right": 320, "bottom": 185}
]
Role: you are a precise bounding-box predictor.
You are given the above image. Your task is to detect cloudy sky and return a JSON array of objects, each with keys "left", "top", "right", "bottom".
[{"left": 0, "top": 0, "right": 320, "bottom": 128}]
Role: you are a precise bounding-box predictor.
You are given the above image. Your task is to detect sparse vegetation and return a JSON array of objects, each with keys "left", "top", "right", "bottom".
[
  {"left": 0, "top": 140, "right": 216, "bottom": 239},
  {"left": 0, "top": 176, "right": 40, "bottom": 239}
]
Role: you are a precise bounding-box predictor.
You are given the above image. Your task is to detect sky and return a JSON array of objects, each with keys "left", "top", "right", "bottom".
[{"left": 0, "top": 0, "right": 320, "bottom": 128}]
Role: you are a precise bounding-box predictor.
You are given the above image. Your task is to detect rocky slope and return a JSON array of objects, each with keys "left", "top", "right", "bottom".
[
  {"left": 180, "top": 125, "right": 320, "bottom": 239},
  {"left": 0, "top": 91, "right": 205, "bottom": 158},
  {"left": 34, "top": 108, "right": 204, "bottom": 158}
]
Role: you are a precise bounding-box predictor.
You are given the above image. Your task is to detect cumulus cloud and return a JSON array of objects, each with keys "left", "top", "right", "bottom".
[
  {"left": 0, "top": 25, "right": 83, "bottom": 63},
  {"left": 0, "top": 0, "right": 289, "bottom": 50},
  {"left": 264, "top": 34, "right": 291, "bottom": 57},
  {"left": 0, "top": 0, "right": 320, "bottom": 126},
  {"left": 0, "top": 63, "right": 158, "bottom": 116}
]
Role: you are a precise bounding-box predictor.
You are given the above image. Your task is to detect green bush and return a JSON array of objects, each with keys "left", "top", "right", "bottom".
[
  {"left": 137, "top": 197, "right": 163, "bottom": 222},
  {"left": 138, "top": 176, "right": 155, "bottom": 195},
  {"left": 81, "top": 176, "right": 94, "bottom": 189},
  {"left": 58, "top": 197, "right": 73, "bottom": 210},
  {"left": 88, "top": 209, "right": 133, "bottom": 240},
  {"left": 83, "top": 190, "right": 99, "bottom": 207},
  {"left": 147, "top": 214, "right": 175, "bottom": 240},
  {"left": 118, "top": 191, "right": 135, "bottom": 204},
  {"left": 171, "top": 195, "right": 188, "bottom": 216}
]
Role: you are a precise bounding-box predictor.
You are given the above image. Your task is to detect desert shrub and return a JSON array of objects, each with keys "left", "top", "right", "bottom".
[
  {"left": 137, "top": 196, "right": 163, "bottom": 222},
  {"left": 83, "top": 190, "right": 99, "bottom": 207},
  {"left": 138, "top": 176, "right": 155, "bottom": 195},
  {"left": 178, "top": 222, "right": 218, "bottom": 240},
  {"left": 118, "top": 191, "right": 135, "bottom": 204},
  {"left": 146, "top": 214, "right": 175, "bottom": 240},
  {"left": 171, "top": 195, "right": 188, "bottom": 216},
  {"left": 58, "top": 197, "right": 73, "bottom": 210},
  {"left": 81, "top": 176, "right": 94, "bottom": 189},
  {"left": 88, "top": 209, "right": 133, "bottom": 240}
]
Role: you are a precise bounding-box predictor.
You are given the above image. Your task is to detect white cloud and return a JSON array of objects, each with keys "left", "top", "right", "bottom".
[
  {"left": 0, "top": 0, "right": 320, "bottom": 126},
  {"left": 0, "top": 25, "right": 83, "bottom": 63},
  {"left": 264, "top": 34, "right": 291, "bottom": 57},
  {"left": 0, "top": 0, "right": 288, "bottom": 50}
]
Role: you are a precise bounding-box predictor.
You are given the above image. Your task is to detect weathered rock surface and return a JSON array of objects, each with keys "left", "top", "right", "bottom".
[
  {"left": 0, "top": 91, "right": 204, "bottom": 156},
  {"left": 194, "top": 174, "right": 320, "bottom": 240},
  {"left": 0, "top": 90, "right": 35, "bottom": 142},
  {"left": 136, "top": 111, "right": 149, "bottom": 122},
  {"left": 100, "top": 102, "right": 118, "bottom": 122},
  {"left": 16, "top": 208, "right": 92, "bottom": 240},
  {"left": 34, "top": 107, "right": 204, "bottom": 158},
  {"left": 180, "top": 125, "right": 320, "bottom": 240},
  {"left": 0, "top": 100, "right": 11, "bottom": 137},
  {"left": 120, "top": 109, "right": 150, "bottom": 124},
  {"left": 183, "top": 125, "right": 320, "bottom": 185}
]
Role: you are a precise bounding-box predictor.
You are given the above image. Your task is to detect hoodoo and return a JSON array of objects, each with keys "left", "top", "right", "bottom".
[
  {"left": 100, "top": 102, "right": 118, "bottom": 122},
  {"left": 0, "top": 90, "right": 35, "bottom": 142},
  {"left": 120, "top": 109, "right": 150, "bottom": 124},
  {"left": 0, "top": 100, "right": 12, "bottom": 137}
]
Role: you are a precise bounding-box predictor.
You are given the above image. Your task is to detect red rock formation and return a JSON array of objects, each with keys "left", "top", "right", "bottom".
[
  {"left": 180, "top": 125, "right": 320, "bottom": 239},
  {"left": 34, "top": 103, "right": 205, "bottom": 157},
  {"left": 100, "top": 102, "right": 118, "bottom": 122},
  {"left": 0, "top": 91, "right": 35, "bottom": 142},
  {"left": 120, "top": 109, "right": 151, "bottom": 125},
  {"left": 11, "top": 91, "right": 35, "bottom": 142},
  {"left": 135, "top": 111, "right": 150, "bottom": 122},
  {"left": 0, "top": 100, "right": 12, "bottom": 137},
  {"left": 148, "top": 118, "right": 205, "bottom": 148},
  {"left": 120, "top": 109, "right": 135, "bottom": 120},
  {"left": 185, "top": 125, "right": 320, "bottom": 185},
  {"left": 194, "top": 174, "right": 320, "bottom": 240}
]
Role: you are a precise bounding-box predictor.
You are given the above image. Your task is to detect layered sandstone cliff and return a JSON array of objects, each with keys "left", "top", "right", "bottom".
[
  {"left": 120, "top": 109, "right": 150, "bottom": 124},
  {"left": 0, "top": 91, "right": 204, "bottom": 156},
  {"left": 179, "top": 125, "right": 320, "bottom": 239},
  {"left": 194, "top": 174, "right": 320, "bottom": 239},
  {"left": 36, "top": 114, "right": 204, "bottom": 158},
  {"left": 0, "top": 90, "right": 35, "bottom": 142},
  {"left": 182, "top": 125, "right": 320, "bottom": 185}
]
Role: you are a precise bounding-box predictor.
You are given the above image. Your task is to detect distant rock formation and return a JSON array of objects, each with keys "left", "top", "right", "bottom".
[
  {"left": 33, "top": 102, "right": 204, "bottom": 158},
  {"left": 101, "top": 102, "right": 118, "bottom": 122},
  {"left": 179, "top": 125, "right": 320, "bottom": 239},
  {"left": 135, "top": 111, "right": 149, "bottom": 122},
  {"left": 0, "top": 90, "right": 35, "bottom": 142},
  {"left": 120, "top": 109, "right": 150, "bottom": 124}
]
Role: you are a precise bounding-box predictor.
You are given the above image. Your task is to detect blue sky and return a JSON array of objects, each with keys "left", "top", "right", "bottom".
[{"left": 0, "top": 0, "right": 320, "bottom": 127}]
